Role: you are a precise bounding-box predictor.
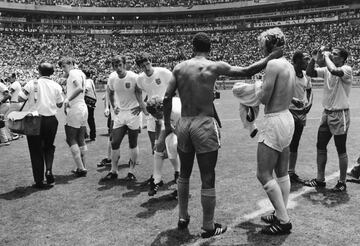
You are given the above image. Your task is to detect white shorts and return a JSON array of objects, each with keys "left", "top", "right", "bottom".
[
  {"left": 113, "top": 109, "right": 140, "bottom": 130},
  {"left": 147, "top": 115, "right": 164, "bottom": 132},
  {"left": 66, "top": 103, "right": 88, "bottom": 128},
  {"left": 258, "top": 110, "right": 294, "bottom": 152},
  {"left": 165, "top": 132, "right": 178, "bottom": 159}
]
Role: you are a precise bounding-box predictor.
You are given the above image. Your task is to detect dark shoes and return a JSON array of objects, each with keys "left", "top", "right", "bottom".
[
  {"left": 125, "top": 172, "right": 136, "bottom": 181},
  {"left": 97, "top": 158, "right": 111, "bottom": 167},
  {"left": 148, "top": 180, "right": 164, "bottom": 196},
  {"left": 331, "top": 180, "right": 346, "bottom": 192},
  {"left": 173, "top": 171, "right": 179, "bottom": 183},
  {"left": 100, "top": 172, "right": 118, "bottom": 182},
  {"left": 201, "top": 223, "right": 227, "bottom": 238},
  {"left": 177, "top": 216, "right": 190, "bottom": 230},
  {"left": 347, "top": 165, "right": 360, "bottom": 179},
  {"left": 261, "top": 211, "right": 277, "bottom": 224},
  {"left": 32, "top": 182, "right": 53, "bottom": 189},
  {"left": 72, "top": 168, "right": 87, "bottom": 177},
  {"left": 289, "top": 172, "right": 304, "bottom": 184},
  {"left": 304, "top": 178, "right": 326, "bottom": 188},
  {"left": 250, "top": 128, "right": 258, "bottom": 138},
  {"left": 261, "top": 218, "right": 292, "bottom": 235},
  {"left": 45, "top": 170, "right": 55, "bottom": 184}
]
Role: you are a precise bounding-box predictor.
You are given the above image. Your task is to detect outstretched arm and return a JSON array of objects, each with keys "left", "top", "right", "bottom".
[{"left": 215, "top": 47, "right": 283, "bottom": 77}]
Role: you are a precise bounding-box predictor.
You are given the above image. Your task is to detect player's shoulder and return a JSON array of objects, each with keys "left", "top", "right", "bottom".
[
  {"left": 108, "top": 71, "right": 117, "bottom": 79},
  {"left": 127, "top": 70, "right": 138, "bottom": 78},
  {"left": 341, "top": 64, "right": 352, "bottom": 72}
]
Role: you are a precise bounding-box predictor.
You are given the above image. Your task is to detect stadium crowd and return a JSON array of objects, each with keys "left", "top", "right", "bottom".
[
  {"left": 0, "top": 21, "right": 359, "bottom": 85},
  {"left": 6, "top": 0, "right": 249, "bottom": 7}
]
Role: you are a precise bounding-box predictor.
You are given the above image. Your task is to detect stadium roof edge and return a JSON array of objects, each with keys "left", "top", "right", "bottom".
[{"left": 0, "top": 0, "right": 301, "bottom": 15}]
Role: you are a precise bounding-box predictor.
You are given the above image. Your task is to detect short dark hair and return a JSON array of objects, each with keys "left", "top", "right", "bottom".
[
  {"left": 135, "top": 52, "right": 151, "bottom": 67},
  {"left": 292, "top": 50, "right": 304, "bottom": 64},
  {"left": 193, "top": 32, "right": 211, "bottom": 53},
  {"left": 11, "top": 73, "right": 16, "bottom": 79},
  {"left": 333, "top": 47, "right": 349, "bottom": 62},
  {"left": 58, "top": 57, "right": 75, "bottom": 67},
  {"left": 83, "top": 69, "right": 92, "bottom": 78},
  {"left": 111, "top": 55, "right": 126, "bottom": 66},
  {"left": 38, "top": 62, "right": 55, "bottom": 76}
]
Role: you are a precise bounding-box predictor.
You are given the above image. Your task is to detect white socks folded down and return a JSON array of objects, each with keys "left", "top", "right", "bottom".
[
  {"left": 70, "top": 144, "right": 86, "bottom": 170},
  {"left": 263, "top": 176, "right": 290, "bottom": 224}
]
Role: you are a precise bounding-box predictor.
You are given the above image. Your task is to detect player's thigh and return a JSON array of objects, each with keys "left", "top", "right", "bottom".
[
  {"left": 77, "top": 126, "right": 87, "bottom": 147},
  {"left": 275, "top": 146, "right": 290, "bottom": 178},
  {"left": 65, "top": 125, "right": 79, "bottom": 146},
  {"left": 178, "top": 148, "right": 195, "bottom": 178},
  {"left": 111, "top": 126, "right": 128, "bottom": 149},
  {"left": 127, "top": 128, "right": 139, "bottom": 149}
]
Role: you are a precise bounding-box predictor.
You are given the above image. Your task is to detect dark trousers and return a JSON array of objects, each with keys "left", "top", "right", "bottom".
[
  {"left": 26, "top": 116, "right": 58, "bottom": 184},
  {"left": 87, "top": 106, "right": 96, "bottom": 140}
]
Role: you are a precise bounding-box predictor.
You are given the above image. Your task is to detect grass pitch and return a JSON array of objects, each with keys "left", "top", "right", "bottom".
[{"left": 1, "top": 88, "right": 360, "bottom": 246}]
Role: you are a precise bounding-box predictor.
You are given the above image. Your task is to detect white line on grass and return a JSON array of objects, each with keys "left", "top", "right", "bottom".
[{"left": 189, "top": 171, "right": 340, "bottom": 246}]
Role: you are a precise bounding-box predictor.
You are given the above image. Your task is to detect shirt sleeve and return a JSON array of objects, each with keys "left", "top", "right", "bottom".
[
  {"left": 107, "top": 76, "right": 114, "bottom": 91},
  {"left": 18, "top": 81, "right": 32, "bottom": 100},
  {"left": 341, "top": 65, "right": 353, "bottom": 84},
  {"left": 55, "top": 84, "right": 64, "bottom": 104},
  {"left": 0, "top": 83, "right": 8, "bottom": 94},
  {"left": 136, "top": 76, "right": 143, "bottom": 90}
]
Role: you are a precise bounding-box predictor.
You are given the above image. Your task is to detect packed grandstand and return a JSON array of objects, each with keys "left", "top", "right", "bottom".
[{"left": 0, "top": 0, "right": 359, "bottom": 85}]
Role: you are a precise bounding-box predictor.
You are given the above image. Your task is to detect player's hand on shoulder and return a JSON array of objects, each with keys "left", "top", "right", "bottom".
[
  {"left": 104, "top": 108, "right": 110, "bottom": 117},
  {"left": 114, "top": 106, "right": 120, "bottom": 115},
  {"left": 268, "top": 47, "right": 283, "bottom": 60}
]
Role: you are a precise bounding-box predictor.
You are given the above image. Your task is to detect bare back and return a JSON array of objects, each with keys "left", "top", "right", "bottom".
[
  {"left": 261, "top": 57, "right": 295, "bottom": 114},
  {"left": 174, "top": 57, "right": 218, "bottom": 117}
]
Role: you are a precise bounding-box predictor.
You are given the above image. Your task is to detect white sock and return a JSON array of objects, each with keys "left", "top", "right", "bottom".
[
  {"left": 0, "top": 127, "right": 8, "bottom": 143},
  {"left": 276, "top": 175, "right": 290, "bottom": 208},
  {"left": 79, "top": 145, "right": 88, "bottom": 168},
  {"left": 111, "top": 148, "right": 120, "bottom": 173},
  {"left": 153, "top": 152, "right": 164, "bottom": 184},
  {"left": 70, "top": 144, "right": 85, "bottom": 170},
  {"left": 129, "top": 146, "right": 139, "bottom": 174},
  {"left": 169, "top": 155, "right": 180, "bottom": 173},
  {"left": 263, "top": 179, "right": 289, "bottom": 223}
]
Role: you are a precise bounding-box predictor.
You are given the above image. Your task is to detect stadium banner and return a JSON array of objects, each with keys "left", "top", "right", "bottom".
[
  {"left": 214, "top": 5, "right": 348, "bottom": 21},
  {"left": 0, "top": 16, "right": 27, "bottom": 22},
  {"left": 252, "top": 16, "right": 338, "bottom": 28},
  {"left": 90, "top": 29, "right": 112, "bottom": 34},
  {"left": 0, "top": 27, "right": 39, "bottom": 33}
]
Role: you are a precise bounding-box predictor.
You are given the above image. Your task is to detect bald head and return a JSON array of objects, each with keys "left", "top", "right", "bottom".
[{"left": 38, "top": 62, "right": 54, "bottom": 77}]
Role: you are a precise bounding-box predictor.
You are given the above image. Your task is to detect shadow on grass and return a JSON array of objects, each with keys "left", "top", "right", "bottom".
[
  {"left": 302, "top": 188, "right": 350, "bottom": 207},
  {"left": 347, "top": 178, "right": 360, "bottom": 184},
  {"left": 290, "top": 182, "right": 304, "bottom": 192},
  {"left": 122, "top": 179, "right": 177, "bottom": 198},
  {"left": 0, "top": 186, "right": 44, "bottom": 200},
  {"left": 136, "top": 192, "right": 178, "bottom": 219},
  {"left": 150, "top": 227, "right": 196, "bottom": 246},
  {"left": 235, "top": 220, "right": 290, "bottom": 246},
  {"left": 53, "top": 174, "right": 78, "bottom": 185},
  {"left": 96, "top": 163, "right": 129, "bottom": 173}
]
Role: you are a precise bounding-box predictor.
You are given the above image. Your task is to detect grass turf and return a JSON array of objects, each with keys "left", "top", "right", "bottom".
[{"left": 1, "top": 88, "right": 360, "bottom": 246}]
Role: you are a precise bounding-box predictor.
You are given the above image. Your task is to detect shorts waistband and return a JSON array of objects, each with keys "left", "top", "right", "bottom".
[
  {"left": 324, "top": 108, "right": 349, "bottom": 114},
  {"left": 264, "top": 109, "right": 290, "bottom": 117}
]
